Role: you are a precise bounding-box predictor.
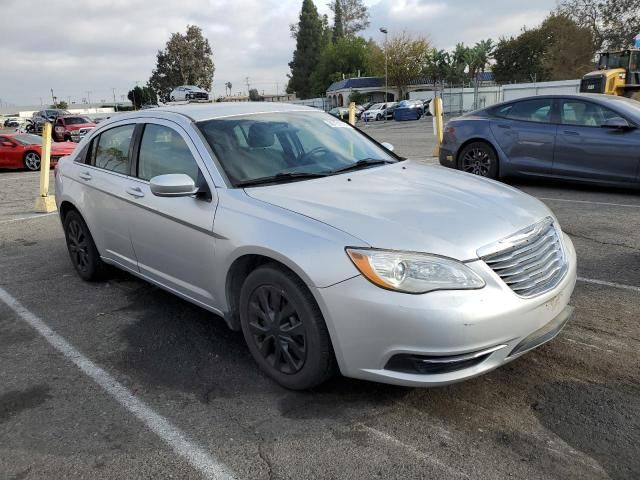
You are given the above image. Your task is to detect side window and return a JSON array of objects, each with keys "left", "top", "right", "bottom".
[
  {"left": 137, "top": 124, "right": 200, "bottom": 182},
  {"left": 94, "top": 124, "right": 135, "bottom": 174},
  {"left": 492, "top": 104, "right": 514, "bottom": 117},
  {"left": 561, "top": 100, "right": 621, "bottom": 127},
  {"left": 506, "top": 99, "right": 553, "bottom": 123}
]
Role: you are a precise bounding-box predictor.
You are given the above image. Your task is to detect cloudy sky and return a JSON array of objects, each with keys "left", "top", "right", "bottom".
[{"left": 0, "top": 0, "right": 557, "bottom": 106}]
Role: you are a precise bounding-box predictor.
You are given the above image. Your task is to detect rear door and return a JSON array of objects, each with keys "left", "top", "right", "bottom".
[
  {"left": 553, "top": 99, "right": 640, "bottom": 183},
  {"left": 123, "top": 120, "right": 220, "bottom": 308},
  {"left": 73, "top": 122, "right": 139, "bottom": 271},
  {"left": 490, "top": 98, "right": 557, "bottom": 175}
]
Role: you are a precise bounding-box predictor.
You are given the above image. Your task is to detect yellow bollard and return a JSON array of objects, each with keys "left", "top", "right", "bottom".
[
  {"left": 431, "top": 97, "right": 444, "bottom": 157},
  {"left": 34, "top": 122, "right": 57, "bottom": 213},
  {"left": 348, "top": 102, "right": 356, "bottom": 126}
]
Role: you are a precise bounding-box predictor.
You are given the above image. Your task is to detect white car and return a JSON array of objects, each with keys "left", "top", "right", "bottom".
[
  {"left": 169, "top": 85, "right": 209, "bottom": 102},
  {"left": 363, "top": 103, "right": 391, "bottom": 121}
]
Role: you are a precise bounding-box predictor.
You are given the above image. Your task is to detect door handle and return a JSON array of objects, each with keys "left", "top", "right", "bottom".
[
  {"left": 563, "top": 131, "right": 580, "bottom": 136},
  {"left": 78, "top": 172, "right": 92, "bottom": 181},
  {"left": 126, "top": 186, "right": 145, "bottom": 198},
  {"left": 497, "top": 124, "right": 511, "bottom": 129}
]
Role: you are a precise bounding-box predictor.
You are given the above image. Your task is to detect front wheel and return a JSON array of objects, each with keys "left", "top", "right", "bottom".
[
  {"left": 458, "top": 142, "right": 498, "bottom": 179},
  {"left": 376, "top": 114, "right": 382, "bottom": 121},
  {"left": 23, "top": 152, "right": 41, "bottom": 171},
  {"left": 239, "top": 265, "right": 335, "bottom": 390}
]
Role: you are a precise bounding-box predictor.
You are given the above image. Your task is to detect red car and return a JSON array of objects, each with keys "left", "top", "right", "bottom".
[
  {"left": 0, "top": 133, "right": 76, "bottom": 171},
  {"left": 53, "top": 115, "right": 96, "bottom": 142}
]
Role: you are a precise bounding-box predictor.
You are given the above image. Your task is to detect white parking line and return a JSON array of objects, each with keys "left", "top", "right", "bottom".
[
  {"left": 578, "top": 277, "right": 640, "bottom": 293},
  {"left": 538, "top": 197, "right": 640, "bottom": 209},
  {"left": 0, "top": 213, "right": 57, "bottom": 225},
  {"left": 0, "top": 287, "right": 236, "bottom": 480}
]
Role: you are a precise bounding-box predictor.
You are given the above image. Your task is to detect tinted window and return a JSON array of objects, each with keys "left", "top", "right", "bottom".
[
  {"left": 505, "top": 99, "right": 553, "bottom": 123},
  {"left": 561, "top": 100, "right": 620, "bottom": 127},
  {"left": 137, "top": 124, "right": 200, "bottom": 181},
  {"left": 94, "top": 124, "right": 134, "bottom": 174}
]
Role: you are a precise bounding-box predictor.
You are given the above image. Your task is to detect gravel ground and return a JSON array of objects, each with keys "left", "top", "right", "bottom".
[{"left": 1, "top": 121, "right": 639, "bottom": 480}]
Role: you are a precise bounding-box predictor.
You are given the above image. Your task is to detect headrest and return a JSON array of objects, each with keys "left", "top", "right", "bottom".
[{"left": 247, "top": 123, "right": 275, "bottom": 148}]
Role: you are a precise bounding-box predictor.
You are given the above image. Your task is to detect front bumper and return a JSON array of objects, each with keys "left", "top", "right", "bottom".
[
  {"left": 314, "top": 234, "right": 577, "bottom": 387},
  {"left": 438, "top": 146, "right": 456, "bottom": 168}
]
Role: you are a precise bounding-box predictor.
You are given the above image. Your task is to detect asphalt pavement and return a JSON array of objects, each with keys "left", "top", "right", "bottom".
[{"left": 1, "top": 121, "right": 639, "bottom": 480}]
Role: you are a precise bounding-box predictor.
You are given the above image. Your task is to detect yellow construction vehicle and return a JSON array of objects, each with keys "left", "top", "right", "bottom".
[{"left": 580, "top": 49, "right": 640, "bottom": 99}]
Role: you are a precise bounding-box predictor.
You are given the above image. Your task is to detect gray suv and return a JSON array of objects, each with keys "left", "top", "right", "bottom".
[{"left": 55, "top": 103, "right": 576, "bottom": 390}]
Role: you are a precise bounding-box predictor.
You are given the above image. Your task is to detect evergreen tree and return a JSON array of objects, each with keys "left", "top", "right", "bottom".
[
  {"left": 288, "top": 0, "right": 324, "bottom": 99},
  {"left": 332, "top": 0, "right": 344, "bottom": 43}
]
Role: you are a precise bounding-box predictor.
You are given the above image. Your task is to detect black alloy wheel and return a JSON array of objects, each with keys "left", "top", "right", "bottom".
[
  {"left": 63, "top": 210, "right": 107, "bottom": 281},
  {"left": 459, "top": 141, "right": 498, "bottom": 179},
  {"left": 247, "top": 285, "right": 307, "bottom": 374},
  {"left": 239, "top": 265, "right": 335, "bottom": 390}
]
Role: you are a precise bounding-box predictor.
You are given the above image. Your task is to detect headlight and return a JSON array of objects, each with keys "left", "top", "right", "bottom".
[{"left": 346, "top": 248, "right": 485, "bottom": 294}]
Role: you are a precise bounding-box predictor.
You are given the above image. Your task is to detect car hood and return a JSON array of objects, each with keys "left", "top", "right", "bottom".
[
  {"left": 51, "top": 142, "right": 77, "bottom": 153},
  {"left": 365, "top": 109, "right": 383, "bottom": 114},
  {"left": 67, "top": 123, "right": 96, "bottom": 130},
  {"left": 244, "top": 161, "right": 552, "bottom": 260}
]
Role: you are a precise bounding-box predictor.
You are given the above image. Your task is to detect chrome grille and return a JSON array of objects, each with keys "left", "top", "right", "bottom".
[{"left": 478, "top": 217, "right": 568, "bottom": 298}]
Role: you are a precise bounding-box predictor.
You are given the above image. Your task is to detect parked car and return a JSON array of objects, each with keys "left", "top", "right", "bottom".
[
  {"left": 3, "top": 117, "right": 22, "bottom": 128},
  {"left": 32, "top": 109, "right": 70, "bottom": 134},
  {"left": 362, "top": 103, "right": 388, "bottom": 121},
  {"left": 169, "top": 85, "right": 209, "bottom": 102},
  {"left": 328, "top": 107, "right": 349, "bottom": 120},
  {"left": 55, "top": 103, "right": 576, "bottom": 390},
  {"left": 53, "top": 115, "right": 96, "bottom": 142},
  {"left": 0, "top": 133, "right": 76, "bottom": 170},
  {"left": 382, "top": 102, "right": 399, "bottom": 120},
  {"left": 393, "top": 100, "right": 424, "bottom": 121},
  {"left": 439, "top": 93, "right": 640, "bottom": 187}
]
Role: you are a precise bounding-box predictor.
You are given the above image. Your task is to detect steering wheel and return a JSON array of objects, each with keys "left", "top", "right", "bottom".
[{"left": 298, "top": 146, "right": 331, "bottom": 165}]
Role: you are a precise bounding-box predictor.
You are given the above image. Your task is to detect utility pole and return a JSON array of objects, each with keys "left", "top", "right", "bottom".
[
  {"left": 245, "top": 77, "right": 250, "bottom": 96},
  {"left": 86, "top": 91, "right": 92, "bottom": 109},
  {"left": 112, "top": 88, "right": 117, "bottom": 111},
  {"left": 380, "top": 27, "right": 389, "bottom": 108}
]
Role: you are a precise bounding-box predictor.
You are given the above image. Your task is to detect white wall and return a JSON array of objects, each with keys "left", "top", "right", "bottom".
[{"left": 502, "top": 80, "right": 580, "bottom": 101}]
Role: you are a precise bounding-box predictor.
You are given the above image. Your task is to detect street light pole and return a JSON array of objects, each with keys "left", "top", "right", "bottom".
[{"left": 380, "top": 27, "right": 388, "bottom": 107}]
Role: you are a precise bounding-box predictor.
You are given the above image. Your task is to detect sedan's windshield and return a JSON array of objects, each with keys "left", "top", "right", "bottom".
[
  {"left": 11, "top": 134, "right": 42, "bottom": 145},
  {"left": 197, "top": 111, "right": 397, "bottom": 186}
]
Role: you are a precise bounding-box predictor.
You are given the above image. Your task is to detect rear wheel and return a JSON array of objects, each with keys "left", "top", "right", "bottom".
[
  {"left": 23, "top": 152, "right": 41, "bottom": 171},
  {"left": 63, "top": 210, "right": 107, "bottom": 281},
  {"left": 239, "top": 264, "right": 335, "bottom": 390},
  {"left": 458, "top": 142, "right": 498, "bottom": 179}
]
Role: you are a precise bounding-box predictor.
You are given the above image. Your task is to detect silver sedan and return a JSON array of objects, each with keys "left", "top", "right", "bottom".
[{"left": 55, "top": 103, "right": 576, "bottom": 390}]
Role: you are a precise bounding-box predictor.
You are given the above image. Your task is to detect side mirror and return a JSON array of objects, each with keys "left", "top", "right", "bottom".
[
  {"left": 602, "top": 117, "right": 633, "bottom": 130},
  {"left": 1, "top": 141, "right": 15, "bottom": 147},
  {"left": 381, "top": 142, "right": 395, "bottom": 152},
  {"left": 149, "top": 173, "right": 198, "bottom": 197}
]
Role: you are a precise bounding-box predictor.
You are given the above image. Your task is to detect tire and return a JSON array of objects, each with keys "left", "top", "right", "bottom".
[
  {"left": 63, "top": 210, "right": 107, "bottom": 281},
  {"left": 376, "top": 114, "right": 382, "bottom": 121},
  {"left": 170, "top": 96, "right": 175, "bottom": 102},
  {"left": 239, "top": 264, "right": 335, "bottom": 390},
  {"left": 23, "top": 151, "right": 41, "bottom": 171},
  {"left": 458, "top": 141, "right": 498, "bottom": 179}
]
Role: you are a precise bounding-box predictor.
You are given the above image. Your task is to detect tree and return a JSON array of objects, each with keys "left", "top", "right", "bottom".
[
  {"left": 310, "top": 35, "right": 372, "bottom": 93},
  {"left": 332, "top": 0, "right": 344, "bottom": 42},
  {"left": 51, "top": 101, "right": 68, "bottom": 110},
  {"left": 557, "top": 0, "right": 640, "bottom": 49},
  {"left": 248, "top": 88, "right": 263, "bottom": 101},
  {"left": 127, "top": 85, "right": 157, "bottom": 109},
  {"left": 328, "top": 0, "right": 370, "bottom": 35},
  {"left": 385, "top": 33, "right": 431, "bottom": 99},
  {"left": 541, "top": 14, "right": 596, "bottom": 80},
  {"left": 148, "top": 25, "right": 215, "bottom": 101},
  {"left": 492, "top": 28, "right": 549, "bottom": 83},
  {"left": 349, "top": 90, "right": 367, "bottom": 104},
  {"left": 288, "top": 0, "right": 324, "bottom": 98}
]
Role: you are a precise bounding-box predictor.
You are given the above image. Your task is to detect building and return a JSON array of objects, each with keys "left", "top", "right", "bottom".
[
  {"left": 326, "top": 73, "right": 495, "bottom": 107},
  {"left": 262, "top": 93, "right": 297, "bottom": 102}
]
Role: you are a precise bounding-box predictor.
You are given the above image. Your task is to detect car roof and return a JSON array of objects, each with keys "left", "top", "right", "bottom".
[{"left": 131, "top": 102, "right": 320, "bottom": 122}]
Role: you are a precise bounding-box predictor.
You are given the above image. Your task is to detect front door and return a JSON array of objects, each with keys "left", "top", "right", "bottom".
[
  {"left": 123, "top": 120, "right": 219, "bottom": 308},
  {"left": 553, "top": 99, "right": 640, "bottom": 183},
  {"left": 490, "top": 98, "right": 557, "bottom": 176}
]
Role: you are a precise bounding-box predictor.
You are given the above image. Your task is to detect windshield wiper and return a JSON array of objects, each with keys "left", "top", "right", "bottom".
[
  {"left": 235, "top": 171, "right": 329, "bottom": 188},
  {"left": 328, "top": 158, "right": 394, "bottom": 175}
]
